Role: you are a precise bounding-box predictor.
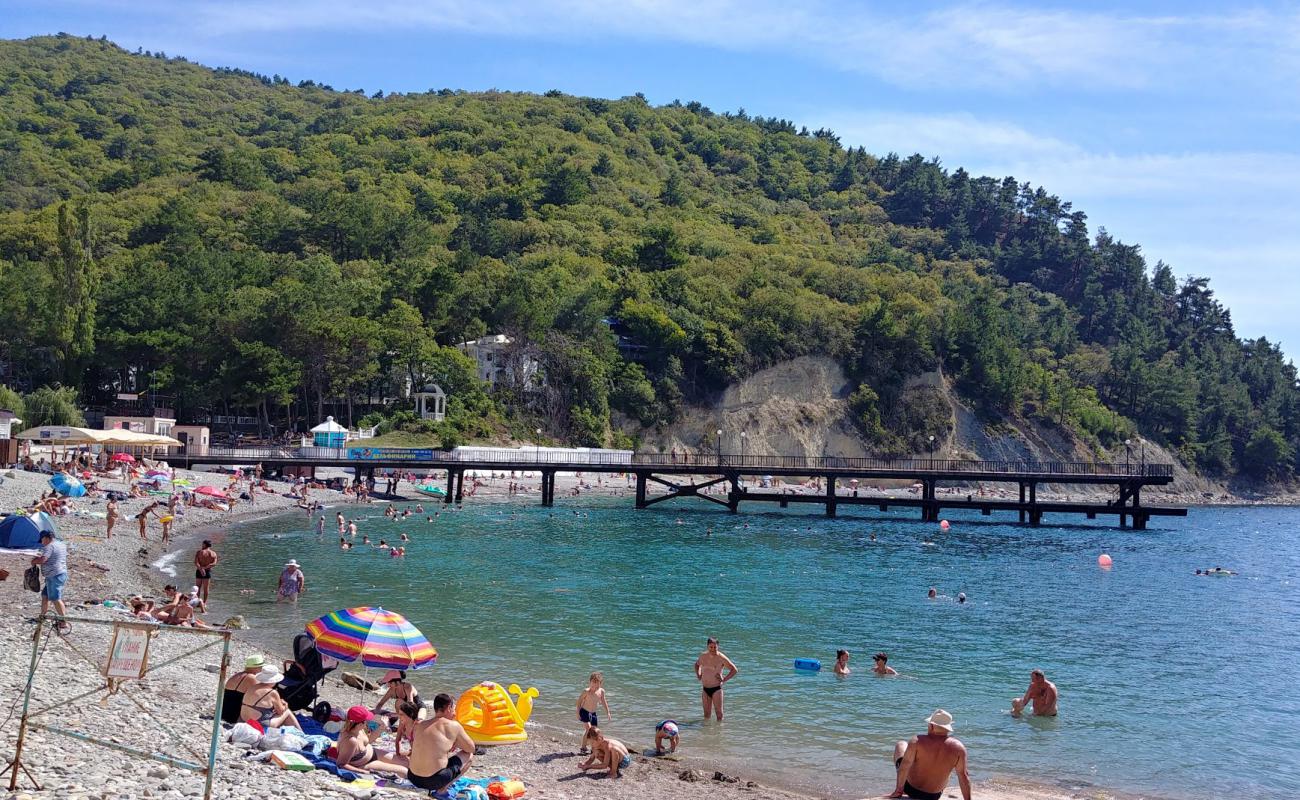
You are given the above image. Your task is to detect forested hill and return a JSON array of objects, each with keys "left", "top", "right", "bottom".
[{"left": 1, "top": 34, "right": 1297, "bottom": 479}]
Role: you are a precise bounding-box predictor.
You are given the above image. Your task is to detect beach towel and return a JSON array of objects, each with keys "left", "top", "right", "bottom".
[{"left": 299, "top": 750, "right": 360, "bottom": 781}]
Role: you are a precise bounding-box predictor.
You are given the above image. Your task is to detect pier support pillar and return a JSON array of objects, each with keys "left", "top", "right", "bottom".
[
  {"left": 453, "top": 470, "right": 464, "bottom": 505},
  {"left": 444, "top": 469, "right": 455, "bottom": 504},
  {"left": 1131, "top": 485, "right": 1145, "bottom": 530},
  {"left": 635, "top": 473, "right": 647, "bottom": 509},
  {"left": 825, "top": 476, "right": 837, "bottom": 518},
  {"left": 727, "top": 474, "right": 741, "bottom": 513},
  {"left": 1018, "top": 482, "right": 1026, "bottom": 523},
  {"left": 1028, "top": 482, "right": 1039, "bottom": 526},
  {"left": 540, "top": 469, "right": 555, "bottom": 507}
]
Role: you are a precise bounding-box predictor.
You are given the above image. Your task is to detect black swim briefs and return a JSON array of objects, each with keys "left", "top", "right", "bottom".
[
  {"left": 579, "top": 708, "right": 598, "bottom": 726},
  {"left": 408, "top": 755, "right": 464, "bottom": 792},
  {"left": 702, "top": 685, "right": 721, "bottom": 697},
  {"left": 195, "top": 568, "right": 212, "bottom": 580},
  {"left": 903, "top": 781, "right": 942, "bottom": 800}
]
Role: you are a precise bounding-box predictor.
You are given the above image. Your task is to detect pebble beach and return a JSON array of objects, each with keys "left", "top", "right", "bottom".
[{"left": 1, "top": 465, "right": 1152, "bottom": 800}]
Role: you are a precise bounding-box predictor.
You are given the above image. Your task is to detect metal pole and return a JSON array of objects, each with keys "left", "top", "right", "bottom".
[
  {"left": 7, "top": 615, "right": 47, "bottom": 791},
  {"left": 203, "top": 632, "right": 231, "bottom": 800}
]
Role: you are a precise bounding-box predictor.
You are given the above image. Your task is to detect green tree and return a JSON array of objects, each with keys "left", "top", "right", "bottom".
[{"left": 23, "top": 385, "right": 85, "bottom": 426}]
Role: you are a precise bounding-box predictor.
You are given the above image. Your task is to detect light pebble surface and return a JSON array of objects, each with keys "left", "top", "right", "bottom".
[{"left": 2, "top": 466, "right": 1144, "bottom": 800}]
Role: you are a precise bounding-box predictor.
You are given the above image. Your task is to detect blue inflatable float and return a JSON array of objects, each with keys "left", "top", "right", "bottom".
[{"left": 793, "top": 658, "right": 821, "bottom": 672}]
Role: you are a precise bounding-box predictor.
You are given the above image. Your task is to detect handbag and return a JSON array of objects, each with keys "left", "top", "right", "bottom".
[{"left": 23, "top": 566, "right": 42, "bottom": 593}]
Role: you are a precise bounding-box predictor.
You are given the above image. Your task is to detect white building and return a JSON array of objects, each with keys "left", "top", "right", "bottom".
[
  {"left": 459, "top": 335, "right": 542, "bottom": 390},
  {"left": 0, "top": 410, "right": 21, "bottom": 439}
]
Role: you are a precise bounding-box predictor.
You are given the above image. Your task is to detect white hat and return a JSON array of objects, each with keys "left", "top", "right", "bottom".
[
  {"left": 925, "top": 709, "right": 954, "bottom": 732},
  {"left": 255, "top": 666, "right": 285, "bottom": 685},
  {"left": 285, "top": 559, "right": 299, "bottom": 567},
  {"left": 189, "top": 586, "right": 200, "bottom": 595}
]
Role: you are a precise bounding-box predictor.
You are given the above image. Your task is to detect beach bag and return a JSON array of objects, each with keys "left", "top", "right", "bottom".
[
  {"left": 226, "top": 722, "right": 263, "bottom": 748},
  {"left": 23, "top": 566, "right": 41, "bottom": 593},
  {"left": 487, "top": 779, "right": 526, "bottom": 799},
  {"left": 268, "top": 750, "right": 314, "bottom": 772}
]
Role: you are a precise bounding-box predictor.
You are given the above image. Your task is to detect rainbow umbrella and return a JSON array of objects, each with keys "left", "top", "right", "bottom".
[{"left": 306, "top": 606, "right": 437, "bottom": 670}]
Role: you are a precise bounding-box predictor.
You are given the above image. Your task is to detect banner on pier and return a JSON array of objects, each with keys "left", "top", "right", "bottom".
[{"left": 347, "top": 447, "right": 438, "bottom": 461}]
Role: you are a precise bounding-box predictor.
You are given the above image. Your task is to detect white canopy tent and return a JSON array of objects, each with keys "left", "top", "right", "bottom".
[{"left": 15, "top": 426, "right": 115, "bottom": 444}]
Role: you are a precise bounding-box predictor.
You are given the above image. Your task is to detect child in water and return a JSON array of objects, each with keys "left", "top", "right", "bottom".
[{"left": 576, "top": 672, "right": 612, "bottom": 750}]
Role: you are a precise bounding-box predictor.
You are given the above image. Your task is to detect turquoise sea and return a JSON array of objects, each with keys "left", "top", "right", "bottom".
[{"left": 204, "top": 497, "right": 1300, "bottom": 797}]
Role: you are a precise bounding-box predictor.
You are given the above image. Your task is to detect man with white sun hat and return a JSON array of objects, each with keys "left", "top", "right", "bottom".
[{"left": 889, "top": 709, "right": 970, "bottom": 800}]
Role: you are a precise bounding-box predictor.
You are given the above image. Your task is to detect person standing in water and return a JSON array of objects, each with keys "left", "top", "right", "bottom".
[
  {"left": 1011, "top": 669, "right": 1058, "bottom": 717},
  {"left": 873, "top": 652, "right": 899, "bottom": 675},
  {"left": 694, "top": 637, "right": 738, "bottom": 721},
  {"left": 277, "top": 559, "right": 305, "bottom": 603},
  {"left": 194, "top": 540, "right": 218, "bottom": 603},
  {"left": 833, "top": 649, "right": 851, "bottom": 676}
]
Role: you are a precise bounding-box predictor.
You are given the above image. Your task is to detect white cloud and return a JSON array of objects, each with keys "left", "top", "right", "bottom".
[{"left": 71, "top": 0, "right": 1300, "bottom": 92}]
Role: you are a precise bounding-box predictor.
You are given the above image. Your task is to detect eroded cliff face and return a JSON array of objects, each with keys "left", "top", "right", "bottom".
[{"left": 632, "top": 356, "right": 1236, "bottom": 501}]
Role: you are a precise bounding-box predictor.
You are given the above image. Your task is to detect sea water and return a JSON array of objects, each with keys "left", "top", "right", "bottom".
[{"left": 204, "top": 497, "right": 1300, "bottom": 797}]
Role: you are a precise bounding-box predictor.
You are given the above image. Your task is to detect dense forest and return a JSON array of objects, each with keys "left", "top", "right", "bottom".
[{"left": 0, "top": 34, "right": 1297, "bottom": 479}]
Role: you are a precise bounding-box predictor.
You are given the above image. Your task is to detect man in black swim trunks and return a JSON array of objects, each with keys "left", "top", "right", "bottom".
[
  {"left": 404, "top": 694, "right": 474, "bottom": 793},
  {"left": 889, "top": 709, "right": 970, "bottom": 800},
  {"left": 194, "top": 540, "right": 218, "bottom": 603}
]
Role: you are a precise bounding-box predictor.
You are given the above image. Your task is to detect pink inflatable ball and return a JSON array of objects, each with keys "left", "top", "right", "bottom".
[
  {"left": 1097, "top": 553, "right": 1114, "bottom": 568},
  {"left": 939, "top": 520, "right": 951, "bottom": 531}
]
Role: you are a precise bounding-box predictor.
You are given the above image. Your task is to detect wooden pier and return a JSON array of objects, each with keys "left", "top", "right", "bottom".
[{"left": 174, "top": 448, "right": 1186, "bottom": 529}]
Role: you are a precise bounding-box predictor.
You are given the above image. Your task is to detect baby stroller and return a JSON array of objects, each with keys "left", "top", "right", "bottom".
[{"left": 278, "top": 632, "right": 337, "bottom": 719}]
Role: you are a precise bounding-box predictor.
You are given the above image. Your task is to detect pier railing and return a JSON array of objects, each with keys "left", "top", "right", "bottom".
[{"left": 181, "top": 446, "right": 1172, "bottom": 478}]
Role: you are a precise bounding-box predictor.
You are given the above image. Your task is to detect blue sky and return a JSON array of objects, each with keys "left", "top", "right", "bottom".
[{"left": 4, "top": 0, "right": 1299, "bottom": 360}]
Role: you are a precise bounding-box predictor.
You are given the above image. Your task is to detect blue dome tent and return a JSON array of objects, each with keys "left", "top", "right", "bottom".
[{"left": 0, "top": 512, "right": 56, "bottom": 549}]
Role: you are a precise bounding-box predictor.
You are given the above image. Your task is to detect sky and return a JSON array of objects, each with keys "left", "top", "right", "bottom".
[{"left": 3, "top": 0, "right": 1299, "bottom": 360}]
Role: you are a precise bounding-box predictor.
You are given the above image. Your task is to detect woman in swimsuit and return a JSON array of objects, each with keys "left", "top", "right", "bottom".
[
  {"left": 335, "top": 706, "right": 407, "bottom": 776},
  {"left": 373, "top": 670, "right": 421, "bottom": 753},
  {"left": 239, "top": 667, "right": 302, "bottom": 730},
  {"left": 105, "top": 498, "right": 118, "bottom": 539}
]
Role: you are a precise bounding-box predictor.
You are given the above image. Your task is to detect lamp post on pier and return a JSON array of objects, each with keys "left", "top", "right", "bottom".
[
  {"left": 928, "top": 435, "right": 936, "bottom": 470},
  {"left": 1125, "top": 438, "right": 1132, "bottom": 474},
  {"left": 716, "top": 429, "right": 723, "bottom": 465}
]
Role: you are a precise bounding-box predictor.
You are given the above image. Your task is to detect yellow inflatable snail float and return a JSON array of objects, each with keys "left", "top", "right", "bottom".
[{"left": 455, "top": 681, "right": 539, "bottom": 745}]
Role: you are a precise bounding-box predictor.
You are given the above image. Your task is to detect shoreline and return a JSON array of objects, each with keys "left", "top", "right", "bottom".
[{"left": 0, "top": 466, "right": 1208, "bottom": 800}]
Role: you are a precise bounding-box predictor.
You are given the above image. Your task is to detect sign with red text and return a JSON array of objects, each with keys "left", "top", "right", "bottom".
[{"left": 104, "top": 624, "right": 151, "bottom": 679}]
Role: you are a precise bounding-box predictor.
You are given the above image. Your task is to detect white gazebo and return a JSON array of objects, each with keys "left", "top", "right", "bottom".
[
  {"left": 413, "top": 384, "right": 446, "bottom": 422},
  {"left": 0, "top": 411, "right": 22, "bottom": 439}
]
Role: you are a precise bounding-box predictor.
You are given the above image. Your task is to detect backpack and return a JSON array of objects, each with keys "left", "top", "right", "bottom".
[{"left": 23, "top": 566, "right": 41, "bottom": 592}]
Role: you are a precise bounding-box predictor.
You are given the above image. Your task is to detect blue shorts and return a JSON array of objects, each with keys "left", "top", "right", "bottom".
[
  {"left": 42, "top": 572, "right": 67, "bottom": 601},
  {"left": 619, "top": 753, "right": 632, "bottom": 769},
  {"left": 579, "top": 708, "right": 598, "bottom": 726}
]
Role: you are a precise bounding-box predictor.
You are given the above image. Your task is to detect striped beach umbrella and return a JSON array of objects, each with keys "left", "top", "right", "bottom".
[{"left": 305, "top": 607, "right": 437, "bottom": 670}]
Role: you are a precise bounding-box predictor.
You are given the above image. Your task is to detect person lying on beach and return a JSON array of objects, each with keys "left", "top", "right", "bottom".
[
  {"left": 1011, "top": 669, "right": 1058, "bottom": 717},
  {"left": 241, "top": 667, "right": 301, "bottom": 730},
  {"left": 834, "top": 649, "right": 851, "bottom": 676},
  {"left": 579, "top": 727, "right": 631, "bottom": 778},
  {"left": 336, "top": 706, "right": 408, "bottom": 777},
  {"left": 405, "top": 694, "right": 474, "bottom": 792},
  {"left": 127, "top": 596, "right": 155, "bottom": 620},
  {"left": 890, "top": 710, "right": 970, "bottom": 800},
  {"left": 654, "top": 720, "right": 679, "bottom": 754},
  {"left": 873, "top": 652, "right": 899, "bottom": 676},
  {"left": 576, "top": 672, "right": 612, "bottom": 746}
]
